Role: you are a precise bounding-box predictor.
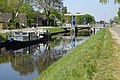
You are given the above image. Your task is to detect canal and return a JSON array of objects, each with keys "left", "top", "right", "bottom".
[{"left": 0, "top": 33, "right": 89, "bottom": 80}]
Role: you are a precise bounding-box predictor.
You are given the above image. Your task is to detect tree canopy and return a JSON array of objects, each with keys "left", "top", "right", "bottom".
[
  {"left": 99, "top": 0, "right": 120, "bottom": 4},
  {"left": 33, "top": 0, "right": 64, "bottom": 25},
  {"left": 19, "top": 3, "right": 35, "bottom": 18}
]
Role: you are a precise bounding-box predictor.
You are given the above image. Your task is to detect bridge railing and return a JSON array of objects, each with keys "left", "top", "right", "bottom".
[
  {"left": 59, "top": 24, "right": 80, "bottom": 28},
  {"left": 59, "top": 24, "right": 90, "bottom": 28},
  {"left": 59, "top": 23, "right": 107, "bottom": 29}
]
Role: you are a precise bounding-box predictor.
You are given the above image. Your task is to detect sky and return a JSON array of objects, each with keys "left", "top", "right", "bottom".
[{"left": 63, "top": 0, "right": 119, "bottom": 22}]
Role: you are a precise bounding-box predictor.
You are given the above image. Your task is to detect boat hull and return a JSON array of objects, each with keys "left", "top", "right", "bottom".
[{"left": 0, "top": 38, "right": 49, "bottom": 50}]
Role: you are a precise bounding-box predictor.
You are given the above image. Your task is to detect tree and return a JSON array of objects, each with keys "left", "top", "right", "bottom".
[
  {"left": 99, "top": 0, "right": 120, "bottom": 4},
  {"left": 76, "top": 15, "right": 85, "bottom": 24},
  {"left": 75, "top": 13, "right": 95, "bottom": 25},
  {"left": 61, "top": 6, "right": 67, "bottom": 23},
  {"left": 113, "top": 16, "right": 119, "bottom": 24},
  {"left": 19, "top": 3, "right": 36, "bottom": 27},
  {"left": 64, "top": 12, "right": 72, "bottom": 24},
  {"left": 34, "top": 0, "right": 64, "bottom": 25},
  {"left": 62, "top": 6, "right": 67, "bottom": 14},
  {"left": 19, "top": 3, "right": 35, "bottom": 18},
  {"left": 84, "top": 14, "right": 95, "bottom": 24},
  {"left": 0, "top": 0, "right": 9, "bottom": 12},
  {"left": 7, "top": 0, "right": 22, "bottom": 26},
  {"left": 118, "top": 7, "right": 120, "bottom": 18}
]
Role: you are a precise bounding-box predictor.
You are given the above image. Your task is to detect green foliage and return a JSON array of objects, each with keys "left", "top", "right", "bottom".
[
  {"left": 35, "top": 28, "right": 115, "bottom": 80},
  {"left": 76, "top": 15, "right": 85, "bottom": 24},
  {"left": 49, "top": 14, "right": 55, "bottom": 20},
  {"left": 113, "top": 16, "right": 120, "bottom": 24},
  {"left": 77, "top": 29, "right": 90, "bottom": 36},
  {"left": 99, "top": 0, "right": 120, "bottom": 4},
  {"left": 0, "top": 0, "right": 9, "bottom": 12},
  {"left": 19, "top": 3, "right": 35, "bottom": 18},
  {"left": 84, "top": 14, "right": 95, "bottom": 24},
  {"left": 35, "top": 0, "right": 64, "bottom": 25},
  {"left": 51, "top": 9, "right": 62, "bottom": 20},
  {"left": 0, "top": 33, "right": 6, "bottom": 40},
  {"left": 118, "top": 7, "right": 120, "bottom": 20},
  {"left": 7, "top": 0, "right": 22, "bottom": 12},
  {"left": 5, "top": 21, "right": 15, "bottom": 29},
  {"left": 62, "top": 7, "right": 67, "bottom": 14},
  {"left": 75, "top": 14, "right": 95, "bottom": 25},
  {"left": 99, "top": 0, "right": 109, "bottom": 4},
  {"left": 26, "top": 18, "right": 35, "bottom": 26},
  {"left": 64, "top": 12, "right": 72, "bottom": 24},
  {"left": 8, "top": 25, "right": 15, "bottom": 29},
  {"left": 114, "top": 0, "right": 120, "bottom": 4},
  {"left": 5, "top": 21, "right": 11, "bottom": 27},
  {"left": 64, "top": 13, "right": 95, "bottom": 24}
]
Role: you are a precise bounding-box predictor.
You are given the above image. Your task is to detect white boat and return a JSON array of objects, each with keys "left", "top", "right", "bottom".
[{"left": 8, "top": 29, "right": 51, "bottom": 41}]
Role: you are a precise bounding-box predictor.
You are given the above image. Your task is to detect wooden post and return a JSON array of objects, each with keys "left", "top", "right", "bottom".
[
  {"left": 75, "top": 27, "right": 78, "bottom": 36},
  {"left": 0, "top": 36, "right": 1, "bottom": 43},
  {"left": 29, "top": 33, "right": 31, "bottom": 41},
  {"left": 0, "top": 48, "right": 1, "bottom": 55},
  {"left": 94, "top": 28, "right": 95, "bottom": 34},
  {"left": 90, "top": 29, "right": 92, "bottom": 35}
]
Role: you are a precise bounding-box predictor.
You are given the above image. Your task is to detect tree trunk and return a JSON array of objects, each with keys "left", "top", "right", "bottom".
[
  {"left": 46, "top": 11, "right": 50, "bottom": 26},
  {"left": 12, "top": 12, "right": 15, "bottom": 26}
]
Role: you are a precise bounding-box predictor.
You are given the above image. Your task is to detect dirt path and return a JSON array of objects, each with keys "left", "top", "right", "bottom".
[
  {"left": 110, "top": 26, "right": 120, "bottom": 44},
  {"left": 109, "top": 26, "right": 120, "bottom": 80}
]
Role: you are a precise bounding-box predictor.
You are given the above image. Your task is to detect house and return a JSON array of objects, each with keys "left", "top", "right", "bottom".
[
  {"left": 34, "top": 14, "right": 58, "bottom": 26},
  {"left": 16, "top": 14, "right": 27, "bottom": 28},
  {"left": 0, "top": 13, "right": 27, "bottom": 29},
  {"left": 0, "top": 13, "right": 12, "bottom": 29},
  {"left": 35, "top": 14, "right": 47, "bottom": 26}
]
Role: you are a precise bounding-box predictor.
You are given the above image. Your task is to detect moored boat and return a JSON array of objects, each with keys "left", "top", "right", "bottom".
[{"left": 1, "top": 29, "right": 51, "bottom": 50}]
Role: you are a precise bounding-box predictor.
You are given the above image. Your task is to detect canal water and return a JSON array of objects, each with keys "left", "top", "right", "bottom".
[{"left": 0, "top": 34, "right": 89, "bottom": 80}]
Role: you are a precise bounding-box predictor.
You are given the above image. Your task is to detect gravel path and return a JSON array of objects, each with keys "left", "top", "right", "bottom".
[
  {"left": 110, "top": 25, "right": 120, "bottom": 44},
  {"left": 109, "top": 25, "right": 120, "bottom": 80}
]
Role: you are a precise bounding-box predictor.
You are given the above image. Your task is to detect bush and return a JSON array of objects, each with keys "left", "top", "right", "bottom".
[
  {"left": 8, "top": 25, "right": 15, "bottom": 29},
  {"left": 0, "top": 33, "right": 6, "bottom": 41},
  {"left": 77, "top": 29, "right": 90, "bottom": 36}
]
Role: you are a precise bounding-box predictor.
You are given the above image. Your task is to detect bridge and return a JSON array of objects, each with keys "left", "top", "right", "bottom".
[
  {"left": 59, "top": 24, "right": 104, "bottom": 35},
  {"left": 60, "top": 24, "right": 104, "bottom": 28},
  {"left": 60, "top": 13, "right": 105, "bottom": 35}
]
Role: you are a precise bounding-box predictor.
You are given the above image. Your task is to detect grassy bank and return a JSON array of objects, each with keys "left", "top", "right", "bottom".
[
  {"left": 77, "top": 29, "right": 90, "bottom": 36},
  {"left": 40, "top": 27, "right": 65, "bottom": 34},
  {"left": 0, "top": 32, "right": 6, "bottom": 41},
  {"left": 35, "top": 28, "right": 117, "bottom": 80}
]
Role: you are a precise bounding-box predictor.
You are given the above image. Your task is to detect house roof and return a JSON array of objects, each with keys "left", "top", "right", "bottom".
[
  {"left": 0, "top": 13, "right": 12, "bottom": 22},
  {"left": 18, "top": 14, "right": 27, "bottom": 23},
  {"left": 0, "top": 13, "right": 27, "bottom": 23}
]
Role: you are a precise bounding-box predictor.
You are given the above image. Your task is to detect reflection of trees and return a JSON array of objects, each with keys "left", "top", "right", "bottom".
[
  {"left": 0, "top": 48, "right": 1, "bottom": 54},
  {"left": 0, "top": 48, "right": 12, "bottom": 64},
  {"left": 0, "top": 39, "right": 71, "bottom": 76},
  {"left": 34, "top": 43, "right": 53, "bottom": 74},
  {"left": 0, "top": 42, "right": 53, "bottom": 76},
  {"left": 11, "top": 53, "right": 35, "bottom": 76},
  {"left": 50, "top": 38, "right": 61, "bottom": 47},
  {"left": 10, "top": 44, "right": 41, "bottom": 76}
]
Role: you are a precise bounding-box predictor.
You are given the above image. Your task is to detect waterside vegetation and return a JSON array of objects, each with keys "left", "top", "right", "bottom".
[{"left": 35, "top": 28, "right": 118, "bottom": 80}]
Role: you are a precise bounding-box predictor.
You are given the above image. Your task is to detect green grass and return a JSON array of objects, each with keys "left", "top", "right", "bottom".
[
  {"left": 41, "top": 27, "right": 65, "bottom": 34},
  {"left": 77, "top": 29, "right": 90, "bottom": 36},
  {"left": 0, "top": 33, "right": 7, "bottom": 41},
  {"left": 35, "top": 28, "right": 116, "bottom": 80}
]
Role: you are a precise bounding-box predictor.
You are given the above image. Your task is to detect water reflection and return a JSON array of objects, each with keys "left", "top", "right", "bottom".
[{"left": 0, "top": 35, "right": 89, "bottom": 80}]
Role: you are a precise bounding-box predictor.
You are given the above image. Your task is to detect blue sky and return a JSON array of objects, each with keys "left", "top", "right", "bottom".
[{"left": 63, "top": 0, "right": 119, "bottom": 22}]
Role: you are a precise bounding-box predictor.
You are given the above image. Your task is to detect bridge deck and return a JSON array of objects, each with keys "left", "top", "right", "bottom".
[{"left": 60, "top": 24, "right": 104, "bottom": 29}]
